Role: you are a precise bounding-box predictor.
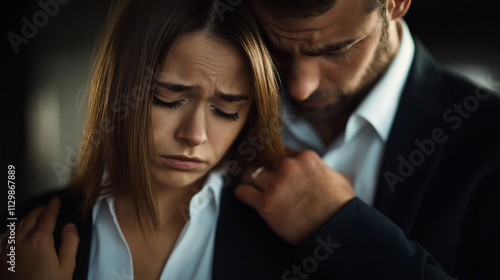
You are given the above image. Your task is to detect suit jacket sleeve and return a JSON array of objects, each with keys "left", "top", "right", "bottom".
[{"left": 292, "top": 198, "right": 453, "bottom": 279}]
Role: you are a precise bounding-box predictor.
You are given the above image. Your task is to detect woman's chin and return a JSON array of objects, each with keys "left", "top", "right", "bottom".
[{"left": 155, "top": 171, "right": 209, "bottom": 190}]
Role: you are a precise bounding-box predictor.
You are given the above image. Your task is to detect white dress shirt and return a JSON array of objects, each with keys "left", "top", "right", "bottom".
[
  {"left": 282, "top": 20, "right": 415, "bottom": 205},
  {"left": 88, "top": 171, "right": 225, "bottom": 280}
]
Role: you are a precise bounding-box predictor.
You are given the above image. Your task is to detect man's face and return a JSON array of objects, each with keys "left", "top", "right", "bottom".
[{"left": 252, "top": 0, "right": 393, "bottom": 121}]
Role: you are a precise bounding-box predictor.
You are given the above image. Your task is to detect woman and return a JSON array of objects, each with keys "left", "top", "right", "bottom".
[{"left": 1, "top": 0, "right": 285, "bottom": 279}]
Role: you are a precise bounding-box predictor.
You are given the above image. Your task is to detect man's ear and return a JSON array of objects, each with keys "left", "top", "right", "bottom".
[{"left": 387, "top": 0, "right": 412, "bottom": 21}]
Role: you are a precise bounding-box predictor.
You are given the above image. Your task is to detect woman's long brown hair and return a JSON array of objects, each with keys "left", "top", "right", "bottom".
[{"left": 70, "top": 0, "right": 285, "bottom": 231}]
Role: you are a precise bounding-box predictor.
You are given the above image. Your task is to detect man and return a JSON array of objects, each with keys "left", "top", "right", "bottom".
[{"left": 214, "top": 0, "right": 500, "bottom": 279}]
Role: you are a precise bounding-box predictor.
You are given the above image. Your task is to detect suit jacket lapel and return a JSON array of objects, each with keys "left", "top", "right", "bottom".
[{"left": 374, "top": 40, "right": 453, "bottom": 235}]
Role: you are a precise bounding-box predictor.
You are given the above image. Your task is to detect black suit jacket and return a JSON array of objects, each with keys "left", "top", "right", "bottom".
[{"left": 17, "top": 41, "right": 500, "bottom": 280}]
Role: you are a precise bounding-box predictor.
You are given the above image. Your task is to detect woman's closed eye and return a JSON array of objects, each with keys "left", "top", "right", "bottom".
[
  {"left": 153, "top": 95, "right": 239, "bottom": 121},
  {"left": 152, "top": 95, "right": 183, "bottom": 108},
  {"left": 212, "top": 106, "right": 239, "bottom": 121}
]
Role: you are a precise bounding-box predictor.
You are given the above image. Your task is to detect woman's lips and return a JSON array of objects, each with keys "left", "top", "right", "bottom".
[{"left": 161, "top": 156, "right": 204, "bottom": 170}]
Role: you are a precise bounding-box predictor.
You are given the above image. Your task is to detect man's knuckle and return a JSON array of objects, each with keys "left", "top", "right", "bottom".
[
  {"left": 299, "top": 149, "right": 317, "bottom": 158},
  {"left": 64, "top": 233, "right": 80, "bottom": 244},
  {"left": 278, "top": 157, "right": 295, "bottom": 171}
]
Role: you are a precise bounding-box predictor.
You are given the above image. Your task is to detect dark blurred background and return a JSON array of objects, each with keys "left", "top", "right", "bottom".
[{"left": 1, "top": 0, "right": 499, "bottom": 210}]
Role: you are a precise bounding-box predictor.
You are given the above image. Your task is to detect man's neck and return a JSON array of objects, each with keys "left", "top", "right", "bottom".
[{"left": 309, "top": 96, "right": 362, "bottom": 146}]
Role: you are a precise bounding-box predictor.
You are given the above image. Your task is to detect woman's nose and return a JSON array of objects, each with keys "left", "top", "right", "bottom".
[{"left": 175, "top": 107, "right": 208, "bottom": 147}]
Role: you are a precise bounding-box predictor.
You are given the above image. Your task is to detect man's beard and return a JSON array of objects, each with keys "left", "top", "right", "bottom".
[{"left": 294, "top": 16, "right": 392, "bottom": 122}]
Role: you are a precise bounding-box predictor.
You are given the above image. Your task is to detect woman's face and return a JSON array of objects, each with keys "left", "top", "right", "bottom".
[{"left": 150, "top": 32, "right": 252, "bottom": 189}]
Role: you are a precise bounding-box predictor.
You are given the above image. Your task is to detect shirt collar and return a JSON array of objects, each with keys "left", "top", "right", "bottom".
[
  {"left": 349, "top": 20, "right": 415, "bottom": 143},
  {"left": 188, "top": 170, "right": 225, "bottom": 216}
]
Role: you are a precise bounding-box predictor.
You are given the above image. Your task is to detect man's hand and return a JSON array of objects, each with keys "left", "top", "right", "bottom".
[
  {"left": 0, "top": 197, "right": 79, "bottom": 280},
  {"left": 235, "top": 149, "right": 355, "bottom": 245}
]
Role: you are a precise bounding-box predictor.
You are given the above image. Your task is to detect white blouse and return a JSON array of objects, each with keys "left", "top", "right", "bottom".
[{"left": 87, "top": 171, "right": 225, "bottom": 280}]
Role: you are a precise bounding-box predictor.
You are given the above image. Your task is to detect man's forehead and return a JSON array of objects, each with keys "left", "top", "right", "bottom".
[
  {"left": 252, "top": 0, "right": 373, "bottom": 46},
  {"left": 251, "top": 0, "right": 369, "bottom": 38},
  {"left": 251, "top": 0, "right": 366, "bottom": 29}
]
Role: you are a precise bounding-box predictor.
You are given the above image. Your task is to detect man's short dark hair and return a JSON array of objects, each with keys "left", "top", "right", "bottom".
[{"left": 257, "top": 0, "right": 386, "bottom": 18}]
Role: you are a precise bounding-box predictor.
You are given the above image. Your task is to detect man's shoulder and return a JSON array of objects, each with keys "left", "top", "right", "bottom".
[
  {"left": 398, "top": 42, "right": 500, "bottom": 165},
  {"left": 444, "top": 69, "right": 500, "bottom": 123},
  {"left": 410, "top": 40, "right": 500, "bottom": 111},
  {"left": 2, "top": 187, "right": 80, "bottom": 233},
  {"left": 19, "top": 188, "right": 82, "bottom": 223},
  {"left": 441, "top": 67, "right": 500, "bottom": 103},
  {"left": 436, "top": 68, "right": 500, "bottom": 161},
  {"left": 410, "top": 44, "right": 500, "bottom": 136}
]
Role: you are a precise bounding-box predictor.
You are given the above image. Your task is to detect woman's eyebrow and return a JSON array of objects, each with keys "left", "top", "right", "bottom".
[
  {"left": 156, "top": 81, "right": 195, "bottom": 92},
  {"left": 215, "top": 91, "right": 249, "bottom": 102},
  {"left": 156, "top": 81, "right": 248, "bottom": 102}
]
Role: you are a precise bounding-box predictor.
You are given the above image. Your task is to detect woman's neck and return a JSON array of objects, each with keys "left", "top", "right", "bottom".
[{"left": 114, "top": 176, "right": 207, "bottom": 231}]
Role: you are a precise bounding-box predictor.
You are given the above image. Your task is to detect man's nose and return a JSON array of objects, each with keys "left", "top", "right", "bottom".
[{"left": 287, "top": 57, "right": 320, "bottom": 101}]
